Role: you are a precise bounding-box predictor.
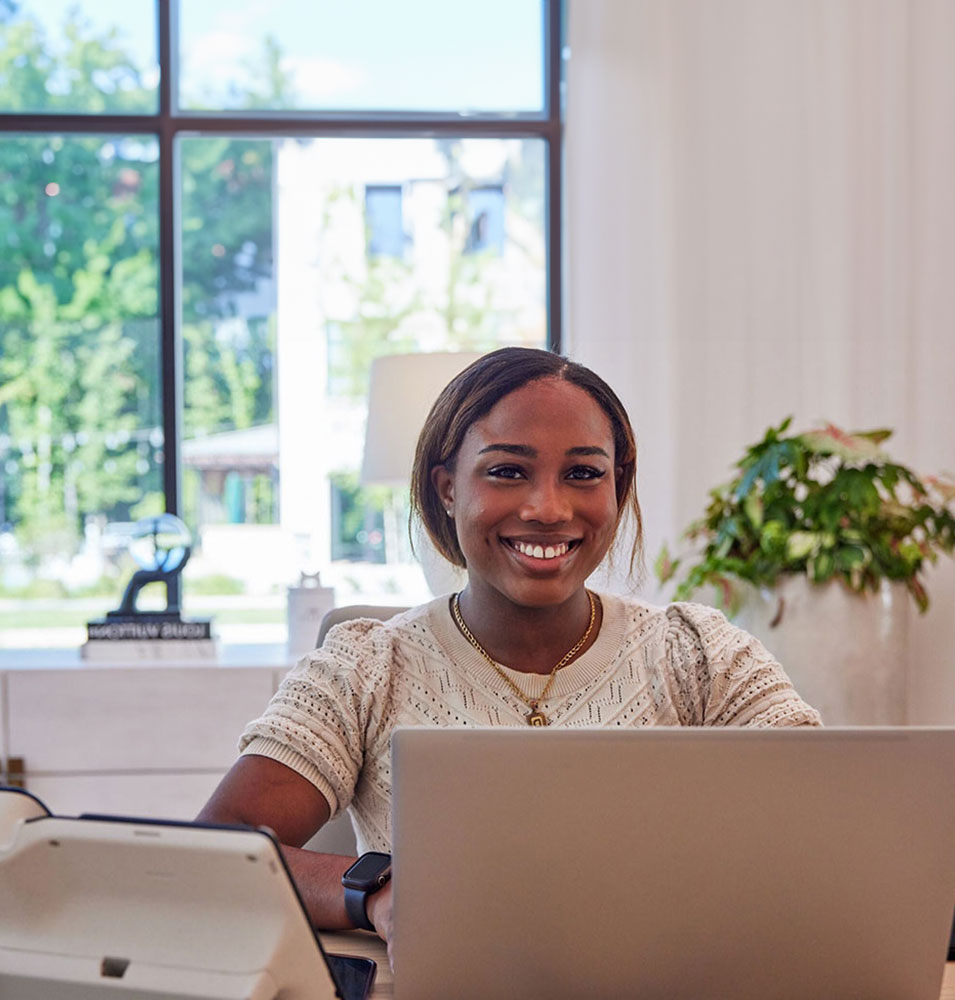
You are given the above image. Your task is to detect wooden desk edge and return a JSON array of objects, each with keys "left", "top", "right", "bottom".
[{"left": 322, "top": 930, "right": 393, "bottom": 997}]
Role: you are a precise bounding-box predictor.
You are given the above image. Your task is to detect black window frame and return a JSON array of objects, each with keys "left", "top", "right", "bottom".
[{"left": 0, "top": 0, "right": 564, "bottom": 605}]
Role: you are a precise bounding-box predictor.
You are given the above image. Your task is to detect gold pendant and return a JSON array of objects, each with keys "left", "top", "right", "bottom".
[{"left": 526, "top": 708, "right": 549, "bottom": 727}]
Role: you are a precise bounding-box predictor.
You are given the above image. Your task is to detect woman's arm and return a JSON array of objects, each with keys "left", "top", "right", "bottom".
[{"left": 196, "top": 754, "right": 359, "bottom": 930}]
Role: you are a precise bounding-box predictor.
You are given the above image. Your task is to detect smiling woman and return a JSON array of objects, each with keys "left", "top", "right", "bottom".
[
  {"left": 412, "top": 348, "right": 642, "bottom": 578},
  {"left": 197, "top": 346, "right": 822, "bottom": 955}
]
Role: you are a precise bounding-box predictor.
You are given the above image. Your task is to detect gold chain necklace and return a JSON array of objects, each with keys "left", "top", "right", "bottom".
[{"left": 451, "top": 590, "right": 598, "bottom": 727}]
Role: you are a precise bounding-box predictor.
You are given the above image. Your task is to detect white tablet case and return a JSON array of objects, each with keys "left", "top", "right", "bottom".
[{"left": 0, "top": 801, "right": 342, "bottom": 1000}]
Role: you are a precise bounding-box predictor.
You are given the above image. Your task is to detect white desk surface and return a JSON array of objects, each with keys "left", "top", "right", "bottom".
[{"left": 0, "top": 642, "right": 293, "bottom": 670}]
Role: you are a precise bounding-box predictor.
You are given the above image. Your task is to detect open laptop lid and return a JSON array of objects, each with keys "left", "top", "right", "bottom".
[
  {"left": 0, "top": 804, "right": 347, "bottom": 1000},
  {"left": 392, "top": 727, "right": 955, "bottom": 1000}
]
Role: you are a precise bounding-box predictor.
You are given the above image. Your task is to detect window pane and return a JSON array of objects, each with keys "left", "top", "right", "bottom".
[
  {"left": 179, "top": 136, "right": 546, "bottom": 634},
  {"left": 179, "top": 0, "right": 543, "bottom": 114},
  {"left": 0, "top": 134, "right": 160, "bottom": 648},
  {"left": 366, "top": 186, "right": 405, "bottom": 257},
  {"left": 0, "top": 2, "right": 158, "bottom": 114}
]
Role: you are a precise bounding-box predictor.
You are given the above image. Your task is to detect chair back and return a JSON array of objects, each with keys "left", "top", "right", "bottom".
[{"left": 316, "top": 604, "right": 409, "bottom": 648}]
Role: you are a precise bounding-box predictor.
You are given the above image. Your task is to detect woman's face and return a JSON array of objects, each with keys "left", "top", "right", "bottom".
[{"left": 432, "top": 377, "right": 620, "bottom": 609}]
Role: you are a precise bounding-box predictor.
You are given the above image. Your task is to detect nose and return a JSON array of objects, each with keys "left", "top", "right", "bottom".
[{"left": 518, "top": 480, "right": 572, "bottom": 524}]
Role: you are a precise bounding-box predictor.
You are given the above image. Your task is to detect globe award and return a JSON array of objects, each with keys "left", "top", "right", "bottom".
[{"left": 83, "top": 514, "right": 215, "bottom": 662}]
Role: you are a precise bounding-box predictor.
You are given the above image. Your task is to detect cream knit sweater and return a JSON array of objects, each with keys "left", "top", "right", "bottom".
[{"left": 240, "top": 593, "right": 821, "bottom": 853}]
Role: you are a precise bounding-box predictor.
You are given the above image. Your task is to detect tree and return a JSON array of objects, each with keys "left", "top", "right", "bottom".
[
  {"left": 0, "top": 4, "right": 162, "bottom": 559},
  {"left": 0, "top": 7, "right": 282, "bottom": 579},
  {"left": 180, "top": 137, "right": 277, "bottom": 439}
]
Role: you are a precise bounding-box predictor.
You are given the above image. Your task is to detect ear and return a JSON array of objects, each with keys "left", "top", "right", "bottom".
[{"left": 431, "top": 464, "right": 455, "bottom": 515}]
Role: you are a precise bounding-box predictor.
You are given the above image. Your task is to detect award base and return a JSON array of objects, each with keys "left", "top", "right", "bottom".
[{"left": 83, "top": 614, "right": 216, "bottom": 665}]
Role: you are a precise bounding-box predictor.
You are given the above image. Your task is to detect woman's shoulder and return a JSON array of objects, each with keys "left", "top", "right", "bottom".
[
  {"left": 597, "top": 591, "right": 711, "bottom": 631},
  {"left": 661, "top": 600, "right": 768, "bottom": 654},
  {"left": 595, "top": 593, "right": 744, "bottom": 653}
]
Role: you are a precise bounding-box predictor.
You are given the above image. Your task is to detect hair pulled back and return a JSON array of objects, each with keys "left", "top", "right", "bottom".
[{"left": 410, "top": 347, "right": 643, "bottom": 575}]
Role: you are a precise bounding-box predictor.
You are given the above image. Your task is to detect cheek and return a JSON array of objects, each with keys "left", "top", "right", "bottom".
[
  {"left": 458, "top": 490, "right": 496, "bottom": 522},
  {"left": 591, "top": 491, "right": 620, "bottom": 533},
  {"left": 455, "top": 497, "right": 505, "bottom": 551}
]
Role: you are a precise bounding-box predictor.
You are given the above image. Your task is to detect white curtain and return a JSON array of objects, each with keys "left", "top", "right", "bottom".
[{"left": 566, "top": 0, "right": 955, "bottom": 722}]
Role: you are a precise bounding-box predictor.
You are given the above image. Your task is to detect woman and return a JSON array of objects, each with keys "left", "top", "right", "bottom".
[{"left": 197, "top": 347, "right": 820, "bottom": 952}]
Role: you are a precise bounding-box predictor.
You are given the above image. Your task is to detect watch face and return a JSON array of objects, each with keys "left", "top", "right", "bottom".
[{"left": 343, "top": 851, "right": 391, "bottom": 888}]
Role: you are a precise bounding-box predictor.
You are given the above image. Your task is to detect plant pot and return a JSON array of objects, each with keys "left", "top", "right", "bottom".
[{"left": 732, "top": 576, "right": 910, "bottom": 725}]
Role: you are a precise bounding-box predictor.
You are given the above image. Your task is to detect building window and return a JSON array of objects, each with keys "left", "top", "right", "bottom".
[
  {"left": 0, "top": 0, "right": 561, "bottom": 652},
  {"left": 465, "top": 186, "right": 506, "bottom": 254},
  {"left": 365, "top": 185, "right": 405, "bottom": 257}
]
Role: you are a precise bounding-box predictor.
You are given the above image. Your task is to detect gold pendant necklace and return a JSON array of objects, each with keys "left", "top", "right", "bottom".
[{"left": 451, "top": 591, "right": 598, "bottom": 727}]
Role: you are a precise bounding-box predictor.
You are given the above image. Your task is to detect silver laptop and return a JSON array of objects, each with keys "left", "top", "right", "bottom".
[
  {"left": 392, "top": 727, "right": 955, "bottom": 1000},
  {"left": 0, "top": 791, "right": 375, "bottom": 1000}
]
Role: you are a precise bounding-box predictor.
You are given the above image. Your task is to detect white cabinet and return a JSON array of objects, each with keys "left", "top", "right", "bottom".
[
  {"left": 1, "top": 665, "right": 279, "bottom": 820},
  {"left": 0, "top": 661, "right": 358, "bottom": 854}
]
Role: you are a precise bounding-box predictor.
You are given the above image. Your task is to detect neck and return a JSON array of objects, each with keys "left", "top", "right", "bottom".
[{"left": 454, "top": 585, "right": 600, "bottom": 675}]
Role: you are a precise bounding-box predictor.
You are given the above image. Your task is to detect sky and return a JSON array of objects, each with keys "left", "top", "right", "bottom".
[{"left": 26, "top": 0, "right": 543, "bottom": 113}]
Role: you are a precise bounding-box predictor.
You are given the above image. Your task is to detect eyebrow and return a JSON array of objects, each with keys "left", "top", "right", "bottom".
[{"left": 477, "top": 443, "right": 612, "bottom": 459}]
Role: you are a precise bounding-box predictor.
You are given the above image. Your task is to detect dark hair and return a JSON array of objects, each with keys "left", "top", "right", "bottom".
[{"left": 410, "top": 347, "right": 643, "bottom": 576}]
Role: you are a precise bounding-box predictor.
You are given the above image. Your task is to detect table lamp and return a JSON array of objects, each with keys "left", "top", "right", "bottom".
[{"left": 361, "top": 352, "right": 482, "bottom": 595}]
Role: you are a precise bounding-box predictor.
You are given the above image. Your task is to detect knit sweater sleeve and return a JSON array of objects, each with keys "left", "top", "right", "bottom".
[
  {"left": 238, "top": 618, "right": 396, "bottom": 816},
  {"left": 664, "top": 602, "right": 822, "bottom": 727}
]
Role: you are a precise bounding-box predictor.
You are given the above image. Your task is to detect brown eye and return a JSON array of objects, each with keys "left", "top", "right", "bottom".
[
  {"left": 487, "top": 465, "right": 525, "bottom": 480},
  {"left": 566, "top": 466, "right": 606, "bottom": 481}
]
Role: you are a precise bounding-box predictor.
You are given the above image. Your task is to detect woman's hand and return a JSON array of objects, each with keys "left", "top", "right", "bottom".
[{"left": 366, "top": 881, "right": 395, "bottom": 969}]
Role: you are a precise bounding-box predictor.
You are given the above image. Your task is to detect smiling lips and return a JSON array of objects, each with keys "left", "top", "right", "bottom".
[{"left": 507, "top": 539, "right": 577, "bottom": 561}]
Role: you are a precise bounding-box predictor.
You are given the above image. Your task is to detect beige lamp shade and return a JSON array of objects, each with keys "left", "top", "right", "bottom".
[{"left": 360, "top": 352, "right": 484, "bottom": 486}]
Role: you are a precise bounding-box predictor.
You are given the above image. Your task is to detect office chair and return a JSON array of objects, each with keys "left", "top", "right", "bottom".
[
  {"left": 315, "top": 604, "right": 409, "bottom": 648},
  {"left": 303, "top": 604, "right": 408, "bottom": 856}
]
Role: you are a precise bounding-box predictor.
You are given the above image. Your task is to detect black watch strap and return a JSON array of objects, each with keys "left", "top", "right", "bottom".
[
  {"left": 342, "top": 852, "right": 391, "bottom": 932},
  {"left": 343, "top": 884, "right": 377, "bottom": 932}
]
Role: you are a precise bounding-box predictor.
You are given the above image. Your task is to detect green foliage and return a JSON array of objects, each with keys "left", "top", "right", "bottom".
[
  {"left": 657, "top": 419, "right": 955, "bottom": 614},
  {"left": 0, "top": 6, "right": 543, "bottom": 595},
  {"left": 182, "top": 573, "right": 245, "bottom": 596},
  {"left": 0, "top": 8, "right": 163, "bottom": 559},
  {"left": 328, "top": 469, "right": 391, "bottom": 561},
  {"left": 0, "top": 8, "right": 280, "bottom": 567}
]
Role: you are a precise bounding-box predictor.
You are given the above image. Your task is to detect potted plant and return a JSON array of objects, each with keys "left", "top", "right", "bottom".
[{"left": 656, "top": 418, "right": 955, "bottom": 723}]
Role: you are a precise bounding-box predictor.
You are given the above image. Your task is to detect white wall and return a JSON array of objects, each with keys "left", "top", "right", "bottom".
[{"left": 566, "top": 0, "right": 955, "bottom": 722}]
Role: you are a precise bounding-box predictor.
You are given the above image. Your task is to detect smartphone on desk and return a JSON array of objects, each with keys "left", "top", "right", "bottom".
[{"left": 327, "top": 953, "right": 377, "bottom": 1000}]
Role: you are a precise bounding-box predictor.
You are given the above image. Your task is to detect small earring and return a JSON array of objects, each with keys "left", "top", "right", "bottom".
[{"left": 445, "top": 508, "right": 453, "bottom": 517}]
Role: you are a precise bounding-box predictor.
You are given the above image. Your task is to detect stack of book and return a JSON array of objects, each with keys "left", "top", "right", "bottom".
[{"left": 82, "top": 615, "right": 216, "bottom": 664}]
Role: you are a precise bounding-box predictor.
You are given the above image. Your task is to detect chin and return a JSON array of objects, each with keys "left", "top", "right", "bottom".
[{"left": 498, "top": 575, "right": 589, "bottom": 609}]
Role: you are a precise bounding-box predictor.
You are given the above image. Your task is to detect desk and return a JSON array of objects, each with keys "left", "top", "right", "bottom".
[
  {"left": 322, "top": 932, "right": 392, "bottom": 997},
  {"left": 320, "top": 934, "right": 955, "bottom": 1000}
]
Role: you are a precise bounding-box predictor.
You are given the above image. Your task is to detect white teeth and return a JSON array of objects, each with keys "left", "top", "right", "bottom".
[{"left": 513, "top": 541, "right": 570, "bottom": 560}]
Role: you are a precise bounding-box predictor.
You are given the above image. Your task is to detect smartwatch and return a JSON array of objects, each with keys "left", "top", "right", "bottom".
[{"left": 341, "top": 851, "right": 392, "bottom": 931}]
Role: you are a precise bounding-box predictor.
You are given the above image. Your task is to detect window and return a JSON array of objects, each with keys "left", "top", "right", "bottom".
[
  {"left": 465, "top": 185, "right": 506, "bottom": 254},
  {"left": 365, "top": 185, "right": 404, "bottom": 258},
  {"left": 0, "top": 1, "right": 562, "bottom": 652}
]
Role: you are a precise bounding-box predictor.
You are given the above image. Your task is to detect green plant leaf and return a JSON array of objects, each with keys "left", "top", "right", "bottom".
[
  {"left": 808, "top": 550, "right": 835, "bottom": 582},
  {"left": 786, "top": 531, "right": 820, "bottom": 561},
  {"left": 743, "top": 491, "right": 764, "bottom": 528},
  {"left": 854, "top": 428, "right": 893, "bottom": 445},
  {"left": 658, "top": 417, "right": 955, "bottom": 613},
  {"left": 654, "top": 544, "right": 678, "bottom": 584}
]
